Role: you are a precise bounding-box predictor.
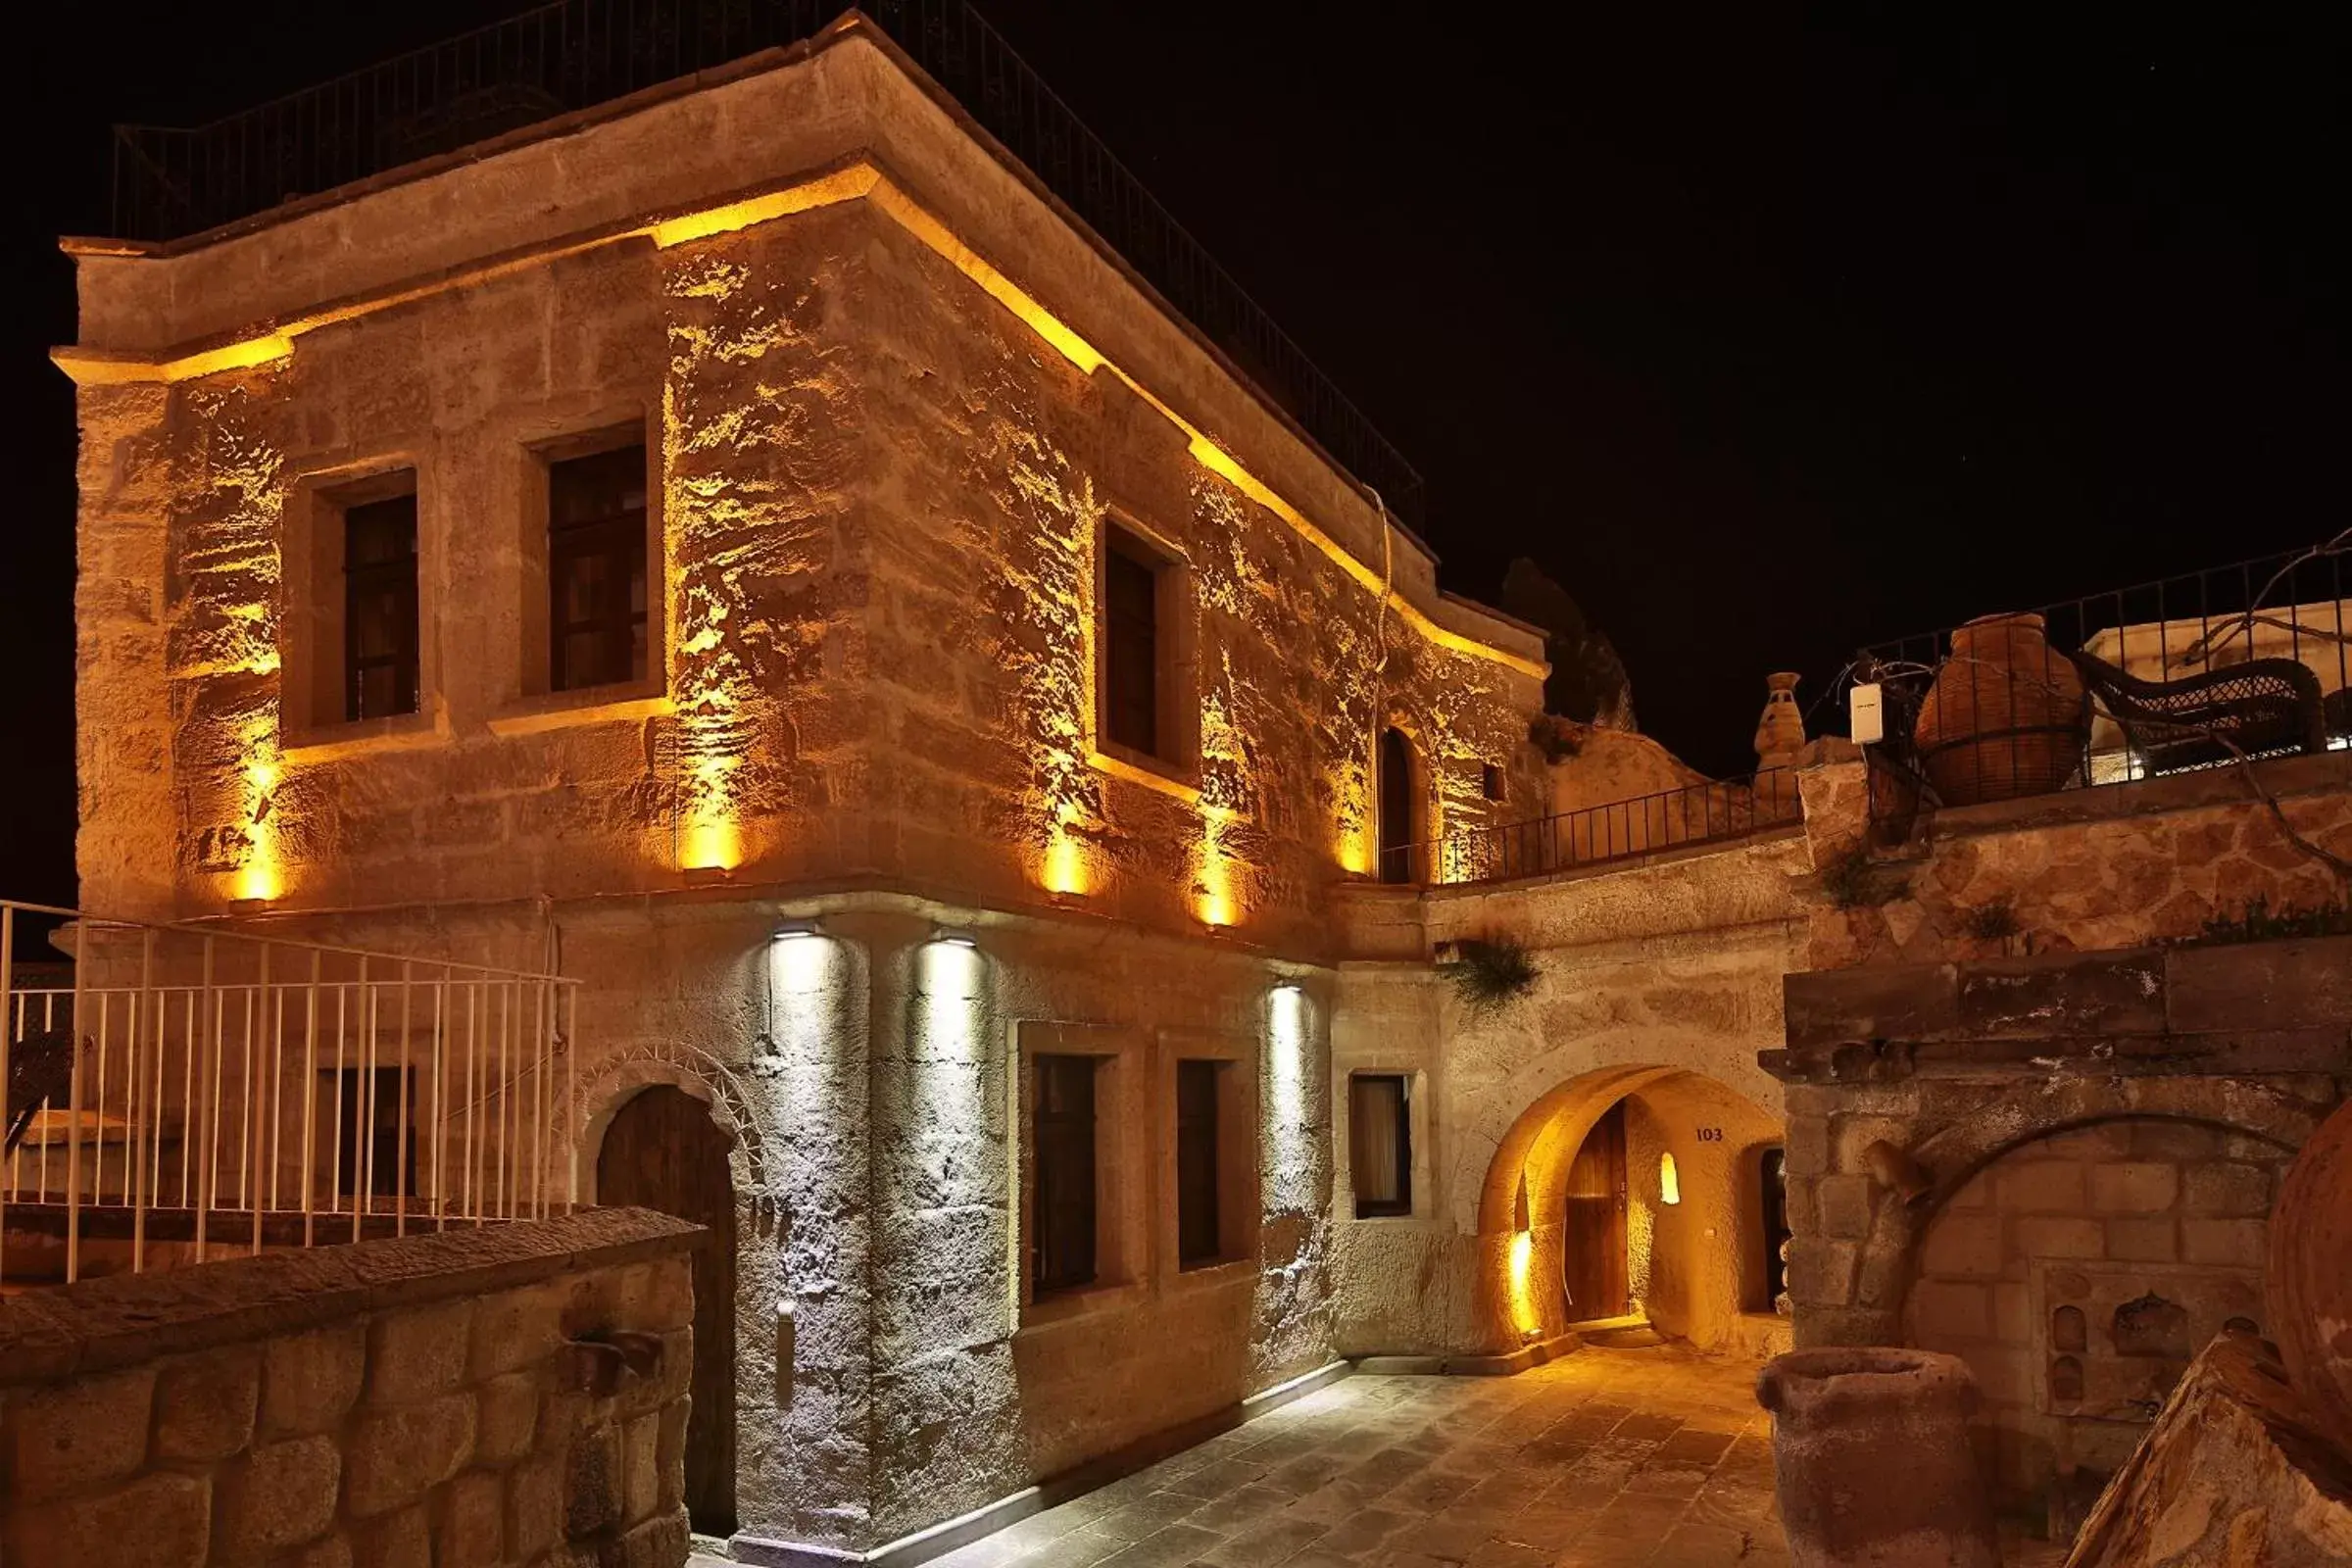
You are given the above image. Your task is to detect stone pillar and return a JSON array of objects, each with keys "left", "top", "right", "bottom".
[
  {"left": 863, "top": 912, "right": 1023, "bottom": 1544},
  {"left": 741, "top": 909, "right": 883, "bottom": 1556},
  {"left": 74, "top": 381, "right": 180, "bottom": 918}
]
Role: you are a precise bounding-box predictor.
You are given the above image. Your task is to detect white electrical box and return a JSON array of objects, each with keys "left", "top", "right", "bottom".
[{"left": 1849, "top": 682, "right": 1885, "bottom": 746}]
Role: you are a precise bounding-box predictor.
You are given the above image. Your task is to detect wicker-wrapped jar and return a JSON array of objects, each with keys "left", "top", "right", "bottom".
[{"left": 1913, "top": 612, "right": 2087, "bottom": 807}]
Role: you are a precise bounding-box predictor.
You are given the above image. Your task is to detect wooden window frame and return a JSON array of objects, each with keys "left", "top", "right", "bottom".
[
  {"left": 1015, "top": 1022, "right": 1144, "bottom": 1326},
  {"left": 513, "top": 420, "right": 665, "bottom": 711},
  {"left": 1089, "top": 515, "right": 1200, "bottom": 795},
  {"left": 281, "top": 463, "right": 436, "bottom": 751},
  {"left": 1348, "top": 1071, "right": 1416, "bottom": 1220},
  {"left": 1157, "top": 1031, "right": 1258, "bottom": 1281},
  {"left": 545, "top": 440, "right": 653, "bottom": 694}
]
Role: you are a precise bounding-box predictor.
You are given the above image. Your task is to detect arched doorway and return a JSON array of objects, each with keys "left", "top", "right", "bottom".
[
  {"left": 1481, "top": 1064, "right": 1785, "bottom": 1353},
  {"left": 1561, "top": 1101, "right": 1629, "bottom": 1320},
  {"left": 1378, "top": 727, "right": 1417, "bottom": 884},
  {"left": 598, "top": 1085, "right": 737, "bottom": 1538}
]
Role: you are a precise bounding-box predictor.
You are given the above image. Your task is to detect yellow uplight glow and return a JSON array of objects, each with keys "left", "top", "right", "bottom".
[
  {"left": 1507, "top": 1230, "right": 1540, "bottom": 1337},
  {"left": 1658, "top": 1152, "right": 1681, "bottom": 1206},
  {"left": 232, "top": 748, "right": 283, "bottom": 905},
  {"left": 1194, "top": 803, "right": 1241, "bottom": 928},
  {"left": 1042, "top": 828, "right": 1089, "bottom": 897}
]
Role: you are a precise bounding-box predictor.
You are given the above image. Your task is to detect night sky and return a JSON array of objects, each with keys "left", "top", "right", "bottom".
[{"left": 4, "top": 5, "right": 2344, "bottom": 920}]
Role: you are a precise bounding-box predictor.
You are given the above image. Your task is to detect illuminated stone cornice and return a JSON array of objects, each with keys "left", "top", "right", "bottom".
[{"left": 53, "top": 160, "right": 1544, "bottom": 683}]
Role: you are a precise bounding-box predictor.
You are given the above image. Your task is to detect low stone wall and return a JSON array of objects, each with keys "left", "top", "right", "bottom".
[{"left": 0, "top": 1206, "right": 700, "bottom": 1568}]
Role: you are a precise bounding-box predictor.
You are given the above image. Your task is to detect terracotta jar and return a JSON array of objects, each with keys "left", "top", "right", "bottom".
[
  {"left": 1912, "top": 612, "right": 2087, "bottom": 807},
  {"left": 2269, "top": 1096, "right": 2352, "bottom": 1450},
  {"left": 1756, "top": 1347, "right": 1999, "bottom": 1568}
]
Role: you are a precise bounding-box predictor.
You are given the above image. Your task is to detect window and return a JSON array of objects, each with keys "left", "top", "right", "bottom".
[
  {"left": 1032, "top": 1054, "right": 1099, "bottom": 1293},
  {"left": 1482, "top": 762, "right": 1506, "bottom": 803},
  {"left": 343, "top": 494, "right": 419, "bottom": 721},
  {"left": 1175, "top": 1059, "right": 1222, "bottom": 1266},
  {"left": 1378, "top": 728, "right": 1418, "bottom": 884},
  {"left": 1102, "top": 529, "right": 1160, "bottom": 757},
  {"left": 1349, "top": 1073, "right": 1412, "bottom": 1217},
  {"left": 1658, "top": 1152, "right": 1682, "bottom": 1205},
  {"left": 548, "top": 444, "right": 649, "bottom": 692},
  {"left": 334, "top": 1066, "right": 414, "bottom": 1203}
]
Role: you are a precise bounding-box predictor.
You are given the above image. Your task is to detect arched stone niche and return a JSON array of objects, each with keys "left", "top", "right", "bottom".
[{"left": 1805, "top": 1075, "right": 2327, "bottom": 1351}]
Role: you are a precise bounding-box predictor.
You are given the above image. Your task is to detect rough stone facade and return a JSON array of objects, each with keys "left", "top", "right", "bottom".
[
  {"left": 0, "top": 1207, "right": 698, "bottom": 1568},
  {"left": 62, "top": 23, "right": 1544, "bottom": 1564}
]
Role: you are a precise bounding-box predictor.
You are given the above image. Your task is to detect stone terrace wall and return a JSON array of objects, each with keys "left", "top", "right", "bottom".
[
  {"left": 0, "top": 1207, "right": 699, "bottom": 1568},
  {"left": 1801, "top": 751, "right": 2352, "bottom": 969}
]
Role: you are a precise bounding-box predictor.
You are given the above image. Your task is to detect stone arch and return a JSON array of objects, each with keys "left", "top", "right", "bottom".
[
  {"left": 574, "top": 1042, "right": 775, "bottom": 1216},
  {"left": 1474, "top": 1060, "right": 1785, "bottom": 1353},
  {"left": 1832, "top": 1076, "right": 2328, "bottom": 1347}
]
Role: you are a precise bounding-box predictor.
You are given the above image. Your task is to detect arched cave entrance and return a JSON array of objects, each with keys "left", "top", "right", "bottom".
[
  {"left": 1484, "top": 1064, "right": 1786, "bottom": 1355},
  {"left": 598, "top": 1084, "right": 738, "bottom": 1538}
]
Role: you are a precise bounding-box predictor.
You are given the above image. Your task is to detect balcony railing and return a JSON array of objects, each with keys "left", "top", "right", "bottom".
[
  {"left": 107, "top": 0, "right": 1426, "bottom": 529},
  {"left": 2, "top": 901, "right": 580, "bottom": 1289},
  {"left": 1851, "top": 535, "right": 2352, "bottom": 829},
  {"left": 1421, "top": 768, "right": 1804, "bottom": 887}
]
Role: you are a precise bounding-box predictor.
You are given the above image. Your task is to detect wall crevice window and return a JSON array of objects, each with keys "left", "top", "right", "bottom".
[{"left": 1350, "top": 1073, "right": 1413, "bottom": 1218}]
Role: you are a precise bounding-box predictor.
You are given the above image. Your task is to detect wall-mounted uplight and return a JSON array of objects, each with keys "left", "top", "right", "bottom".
[
  {"left": 772, "top": 917, "right": 824, "bottom": 942},
  {"left": 932, "top": 926, "right": 980, "bottom": 949}
]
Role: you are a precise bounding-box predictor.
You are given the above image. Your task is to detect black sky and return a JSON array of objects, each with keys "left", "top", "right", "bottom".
[{"left": 3, "top": 5, "right": 2345, "bottom": 916}]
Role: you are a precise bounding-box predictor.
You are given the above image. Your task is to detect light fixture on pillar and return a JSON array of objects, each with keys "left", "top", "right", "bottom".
[
  {"left": 931, "top": 925, "right": 980, "bottom": 950},
  {"left": 772, "top": 917, "right": 824, "bottom": 942}
]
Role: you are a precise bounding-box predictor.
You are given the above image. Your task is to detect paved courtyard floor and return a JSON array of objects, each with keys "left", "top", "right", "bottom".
[{"left": 926, "top": 1342, "right": 1785, "bottom": 1568}]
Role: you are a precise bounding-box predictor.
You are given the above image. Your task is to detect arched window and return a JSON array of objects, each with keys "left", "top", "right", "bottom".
[
  {"left": 1657, "top": 1152, "right": 1682, "bottom": 1205},
  {"left": 1378, "top": 727, "right": 1417, "bottom": 884}
]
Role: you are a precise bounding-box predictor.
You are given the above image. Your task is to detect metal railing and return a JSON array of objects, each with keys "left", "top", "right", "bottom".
[
  {"left": 1421, "top": 768, "right": 1804, "bottom": 886},
  {"left": 107, "top": 0, "right": 1426, "bottom": 528},
  {"left": 2, "top": 900, "right": 580, "bottom": 1289},
  {"left": 1850, "top": 536, "right": 2352, "bottom": 829}
]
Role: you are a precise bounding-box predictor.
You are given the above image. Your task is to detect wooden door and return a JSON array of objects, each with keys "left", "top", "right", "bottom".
[
  {"left": 598, "top": 1086, "right": 736, "bottom": 1538},
  {"left": 1561, "top": 1101, "right": 1629, "bottom": 1321}
]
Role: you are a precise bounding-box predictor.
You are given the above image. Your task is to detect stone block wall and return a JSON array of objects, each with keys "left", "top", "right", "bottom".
[
  {"left": 0, "top": 1207, "right": 699, "bottom": 1568},
  {"left": 1905, "top": 1117, "right": 2289, "bottom": 1498},
  {"left": 1769, "top": 941, "right": 2348, "bottom": 1520}
]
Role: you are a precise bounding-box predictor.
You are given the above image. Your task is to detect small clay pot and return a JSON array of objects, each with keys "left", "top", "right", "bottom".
[
  {"left": 2269, "top": 1096, "right": 2352, "bottom": 1450},
  {"left": 1757, "top": 1347, "right": 1999, "bottom": 1568}
]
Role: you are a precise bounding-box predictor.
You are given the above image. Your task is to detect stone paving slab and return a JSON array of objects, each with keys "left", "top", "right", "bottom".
[
  {"left": 928, "top": 1344, "right": 1786, "bottom": 1568},
  {"left": 688, "top": 1343, "right": 2080, "bottom": 1566}
]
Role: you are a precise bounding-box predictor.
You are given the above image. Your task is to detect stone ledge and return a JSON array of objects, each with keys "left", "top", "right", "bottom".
[
  {"left": 1924, "top": 748, "right": 2352, "bottom": 839},
  {"left": 1779, "top": 935, "right": 2352, "bottom": 1063},
  {"left": 0, "top": 1207, "right": 702, "bottom": 1386}
]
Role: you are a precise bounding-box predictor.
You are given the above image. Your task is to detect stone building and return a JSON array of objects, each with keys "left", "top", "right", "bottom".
[
  {"left": 47, "top": 6, "right": 2352, "bottom": 1563},
  {"left": 57, "top": 16, "right": 1551, "bottom": 1563}
]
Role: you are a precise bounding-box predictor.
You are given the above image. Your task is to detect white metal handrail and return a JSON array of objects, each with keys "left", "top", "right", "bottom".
[{"left": 1, "top": 899, "right": 581, "bottom": 1288}]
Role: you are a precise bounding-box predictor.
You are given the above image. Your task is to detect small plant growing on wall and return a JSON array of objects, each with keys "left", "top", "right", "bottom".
[
  {"left": 1958, "top": 896, "right": 2027, "bottom": 954},
  {"left": 1817, "top": 844, "right": 1908, "bottom": 910},
  {"left": 2187, "top": 892, "right": 2352, "bottom": 947},
  {"left": 1440, "top": 934, "right": 1540, "bottom": 1016}
]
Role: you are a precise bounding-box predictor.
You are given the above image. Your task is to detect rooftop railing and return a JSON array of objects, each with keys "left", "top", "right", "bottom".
[
  {"left": 108, "top": 0, "right": 1426, "bottom": 528},
  {"left": 1, "top": 901, "right": 581, "bottom": 1290},
  {"left": 1849, "top": 534, "right": 2352, "bottom": 831},
  {"left": 1420, "top": 767, "right": 1804, "bottom": 887}
]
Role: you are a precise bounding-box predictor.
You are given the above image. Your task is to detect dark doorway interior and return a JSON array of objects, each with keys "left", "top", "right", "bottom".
[
  {"left": 1561, "top": 1101, "right": 1630, "bottom": 1320},
  {"left": 1760, "top": 1145, "right": 1790, "bottom": 1305},
  {"left": 597, "top": 1085, "right": 737, "bottom": 1538},
  {"left": 1378, "top": 727, "right": 1415, "bottom": 884}
]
